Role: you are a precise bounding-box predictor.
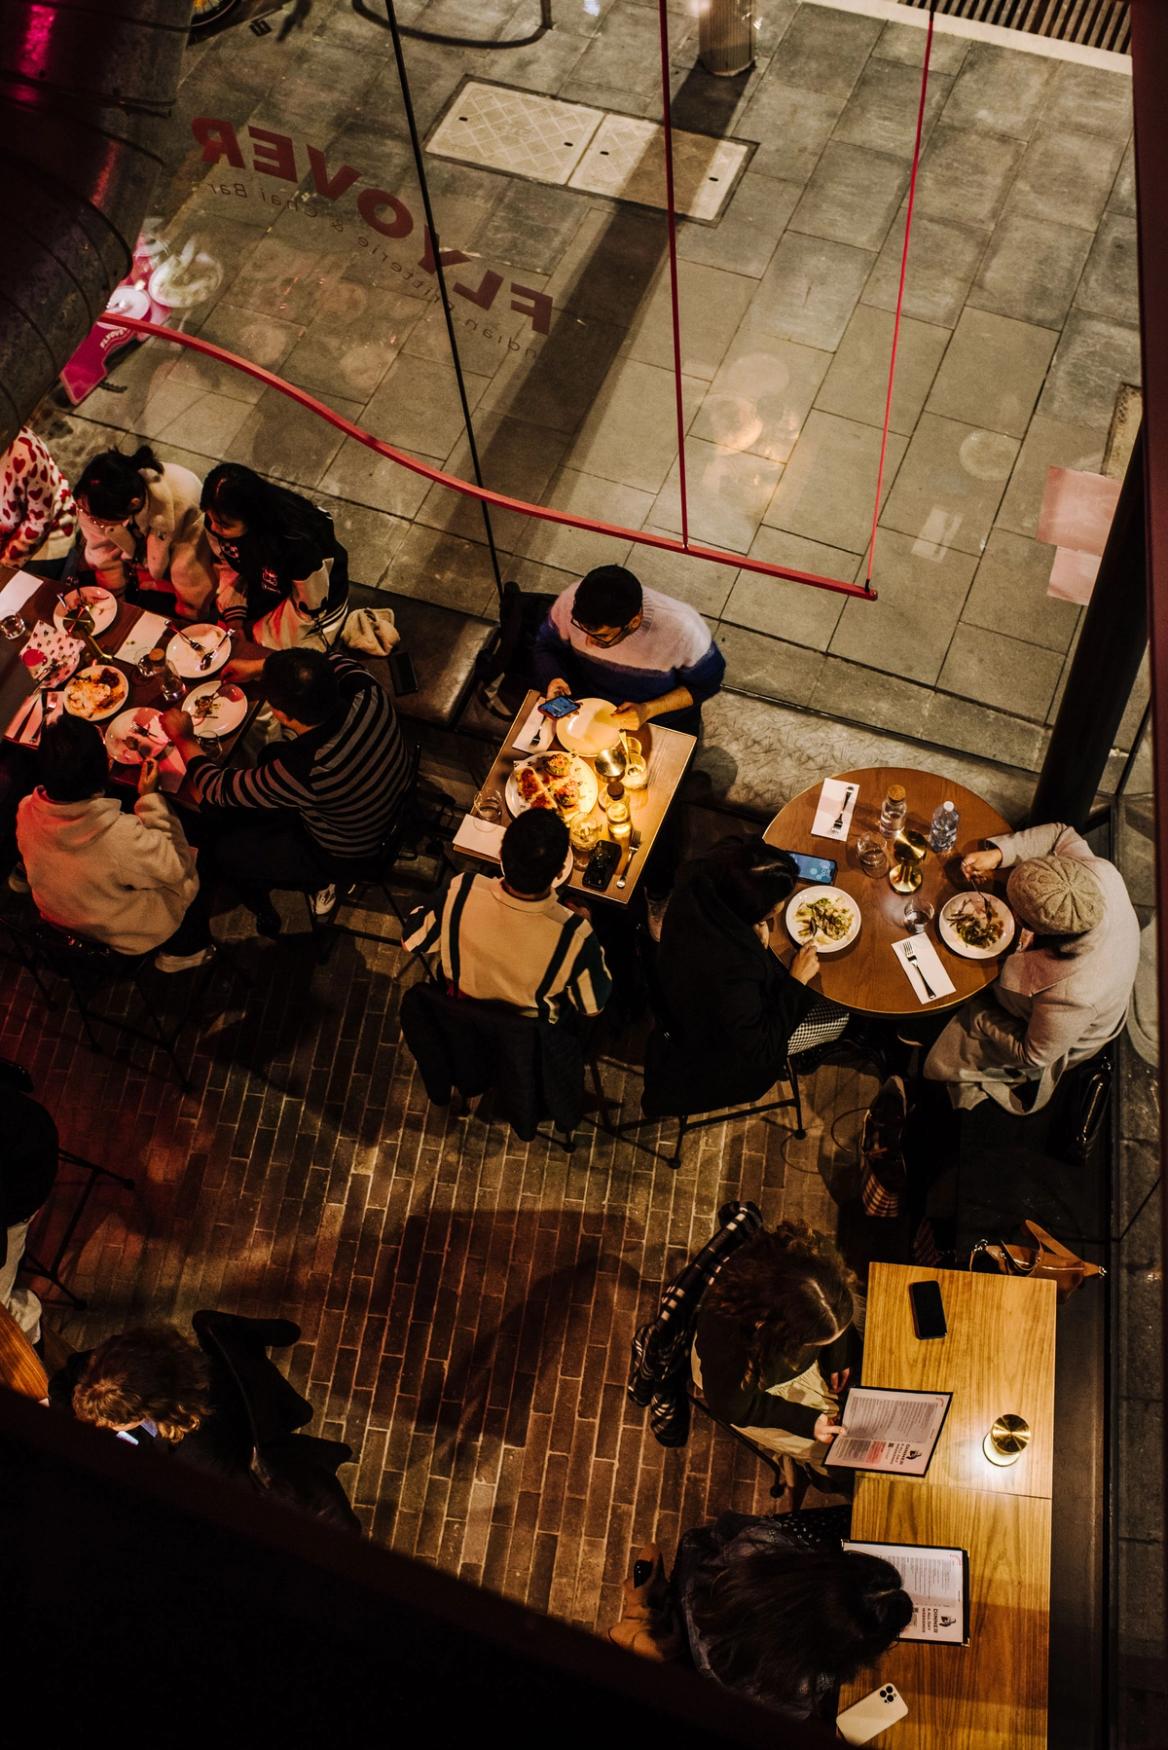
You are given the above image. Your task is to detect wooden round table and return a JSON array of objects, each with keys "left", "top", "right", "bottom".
[{"left": 763, "top": 766, "right": 1013, "bottom": 1019}]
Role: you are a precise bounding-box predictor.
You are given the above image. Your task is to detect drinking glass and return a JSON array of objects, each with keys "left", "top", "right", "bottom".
[
  {"left": 159, "top": 663, "right": 186, "bottom": 706},
  {"left": 198, "top": 731, "right": 223, "bottom": 759},
  {"left": 471, "top": 789, "right": 502, "bottom": 828},
  {"left": 903, "top": 898, "right": 935, "bottom": 934},
  {"left": 136, "top": 646, "right": 166, "bottom": 684},
  {"left": 569, "top": 816, "right": 601, "bottom": 866},
  {"left": 1, "top": 613, "right": 27, "bottom": 641},
  {"left": 856, "top": 833, "right": 886, "bottom": 876},
  {"left": 622, "top": 735, "right": 648, "bottom": 790}
]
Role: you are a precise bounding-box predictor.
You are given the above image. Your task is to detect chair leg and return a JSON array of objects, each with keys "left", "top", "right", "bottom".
[
  {"left": 787, "top": 1057, "right": 806, "bottom": 1140},
  {"left": 586, "top": 1049, "right": 618, "bottom": 1134},
  {"left": 669, "top": 1113, "right": 686, "bottom": 1171}
]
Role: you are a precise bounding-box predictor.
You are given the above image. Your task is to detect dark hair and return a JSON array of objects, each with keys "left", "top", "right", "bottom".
[
  {"left": 573, "top": 565, "right": 642, "bottom": 631},
  {"left": 262, "top": 648, "right": 340, "bottom": 725},
  {"left": 72, "top": 1327, "right": 213, "bottom": 1445},
  {"left": 690, "top": 1545, "right": 913, "bottom": 1708},
  {"left": 75, "top": 444, "right": 160, "bottom": 519},
  {"left": 500, "top": 810, "right": 569, "bottom": 895},
  {"left": 702, "top": 836, "right": 799, "bottom": 927},
  {"left": 201, "top": 463, "right": 324, "bottom": 549},
  {"left": 704, "top": 1221, "right": 855, "bottom": 1390},
  {"left": 38, "top": 716, "right": 108, "bottom": 802}
]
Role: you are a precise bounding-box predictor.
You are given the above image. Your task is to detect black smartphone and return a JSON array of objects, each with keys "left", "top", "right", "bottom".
[
  {"left": 775, "top": 848, "right": 838, "bottom": 885},
  {"left": 909, "top": 1279, "right": 947, "bottom": 1341},
  {"left": 388, "top": 648, "right": 419, "bottom": 696},
  {"left": 538, "top": 695, "right": 579, "bottom": 719},
  {"left": 581, "top": 840, "right": 621, "bottom": 892}
]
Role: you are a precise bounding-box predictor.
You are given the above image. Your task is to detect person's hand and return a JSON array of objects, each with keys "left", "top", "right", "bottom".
[
  {"left": 159, "top": 708, "right": 193, "bottom": 740},
  {"left": 611, "top": 701, "right": 644, "bottom": 730},
  {"left": 790, "top": 944, "right": 820, "bottom": 985},
  {"left": 828, "top": 1367, "right": 851, "bottom": 1396},
  {"left": 223, "top": 656, "right": 263, "bottom": 683},
  {"left": 1017, "top": 927, "right": 1035, "bottom": 952},
  {"left": 137, "top": 756, "right": 160, "bottom": 795},
  {"left": 560, "top": 895, "right": 591, "bottom": 919},
  {"left": 546, "top": 677, "right": 573, "bottom": 700},
  {"left": 961, "top": 846, "right": 1002, "bottom": 881},
  {"left": 813, "top": 1414, "right": 845, "bottom": 1444}
]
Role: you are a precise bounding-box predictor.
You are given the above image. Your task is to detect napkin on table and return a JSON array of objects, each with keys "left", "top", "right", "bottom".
[
  {"left": 0, "top": 570, "right": 43, "bottom": 617},
  {"left": 508, "top": 700, "right": 556, "bottom": 755},
  {"left": 8, "top": 690, "right": 64, "bottom": 747},
  {"left": 452, "top": 815, "right": 506, "bottom": 860},
  {"left": 891, "top": 934, "right": 956, "bottom": 1005},
  {"left": 811, "top": 777, "right": 860, "bottom": 841},
  {"left": 114, "top": 611, "right": 172, "bottom": 666}
]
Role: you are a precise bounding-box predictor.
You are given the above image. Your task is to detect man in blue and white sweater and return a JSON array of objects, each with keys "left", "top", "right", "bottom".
[{"left": 533, "top": 565, "right": 725, "bottom": 737}]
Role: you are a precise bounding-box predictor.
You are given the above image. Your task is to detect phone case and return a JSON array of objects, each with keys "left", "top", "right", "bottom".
[
  {"left": 836, "top": 1683, "right": 909, "bottom": 1744},
  {"left": 581, "top": 841, "right": 620, "bottom": 891}
]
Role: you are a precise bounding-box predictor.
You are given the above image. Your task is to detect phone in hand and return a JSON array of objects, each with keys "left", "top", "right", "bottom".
[
  {"left": 538, "top": 695, "right": 579, "bottom": 719},
  {"left": 775, "top": 848, "right": 838, "bottom": 885},
  {"left": 909, "top": 1278, "right": 947, "bottom": 1341}
]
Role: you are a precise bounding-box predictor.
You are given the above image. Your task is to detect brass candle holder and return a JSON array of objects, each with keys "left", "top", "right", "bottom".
[
  {"left": 888, "top": 828, "right": 928, "bottom": 894},
  {"left": 982, "top": 1413, "right": 1031, "bottom": 1467}
]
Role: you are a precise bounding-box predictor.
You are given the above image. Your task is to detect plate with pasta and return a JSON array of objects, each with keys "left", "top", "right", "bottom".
[{"left": 785, "top": 885, "right": 861, "bottom": 952}]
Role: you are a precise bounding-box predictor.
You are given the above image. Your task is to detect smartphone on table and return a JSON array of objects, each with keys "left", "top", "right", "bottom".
[{"left": 909, "top": 1279, "right": 947, "bottom": 1340}]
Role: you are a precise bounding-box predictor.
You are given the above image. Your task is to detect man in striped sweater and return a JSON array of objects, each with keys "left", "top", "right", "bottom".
[
  {"left": 404, "top": 812, "right": 612, "bottom": 1022},
  {"left": 161, "top": 648, "right": 410, "bottom": 934}
]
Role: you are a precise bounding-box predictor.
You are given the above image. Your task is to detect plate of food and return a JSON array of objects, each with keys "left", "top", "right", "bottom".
[
  {"left": 185, "top": 678, "right": 248, "bottom": 739},
  {"left": 554, "top": 697, "right": 623, "bottom": 759},
  {"left": 505, "top": 751, "right": 599, "bottom": 820},
  {"left": 104, "top": 706, "right": 169, "bottom": 766},
  {"left": 785, "top": 884, "right": 861, "bottom": 952},
  {"left": 166, "top": 623, "right": 230, "bottom": 678},
  {"left": 63, "top": 662, "right": 130, "bottom": 721},
  {"left": 53, "top": 585, "right": 118, "bottom": 636},
  {"left": 939, "top": 891, "right": 1015, "bottom": 960}
]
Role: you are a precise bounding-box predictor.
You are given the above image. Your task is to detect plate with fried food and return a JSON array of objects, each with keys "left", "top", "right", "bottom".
[
  {"left": 785, "top": 885, "right": 862, "bottom": 952},
  {"left": 505, "top": 750, "right": 599, "bottom": 821},
  {"left": 939, "top": 891, "right": 1015, "bottom": 960},
  {"left": 63, "top": 662, "right": 130, "bottom": 721}
]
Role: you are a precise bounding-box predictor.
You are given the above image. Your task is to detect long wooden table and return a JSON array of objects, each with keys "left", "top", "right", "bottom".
[
  {"left": 837, "top": 1264, "right": 1057, "bottom": 1749},
  {"left": 460, "top": 688, "right": 695, "bottom": 905},
  {"left": 764, "top": 766, "right": 1013, "bottom": 1018}
]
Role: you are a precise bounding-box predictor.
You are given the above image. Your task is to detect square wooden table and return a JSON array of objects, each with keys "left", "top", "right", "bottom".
[
  {"left": 0, "top": 578, "right": 261, "bottom": 811},
  {"left": 837, "top": 1264, "right": 1057, "bottom": 1749},
  {"left": 459, "top": 689, "right": 695, "bottom": 905}
]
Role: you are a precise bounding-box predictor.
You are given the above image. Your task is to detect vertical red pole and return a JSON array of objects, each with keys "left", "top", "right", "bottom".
[{"left": 658, "top": 0, "right": 689, "bottom": 548}]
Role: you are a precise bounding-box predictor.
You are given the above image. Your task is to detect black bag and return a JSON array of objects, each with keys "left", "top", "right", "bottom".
[
  {"left": 473, "top": 579, "right": 556, "bottom": 716},
  {"left": 1049, "top": 1050, "right": 1112, "bottom": 1164}
]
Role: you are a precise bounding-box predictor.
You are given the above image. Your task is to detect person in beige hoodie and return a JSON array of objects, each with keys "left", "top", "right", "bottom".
[
  {"left": 16, "top": 716, "right": 214, "bottom": 972},
  {"left": 75, "top": 444, "right": 215, "bottom": 622}
]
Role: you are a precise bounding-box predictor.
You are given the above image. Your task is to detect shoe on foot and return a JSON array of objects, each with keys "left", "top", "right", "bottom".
[
  {"left": 644, "top": 891, "right": 670, "bottom": 943},
  {"left": 154, "top": 944, "right": 216, "bottom": 974},
  {"left": 7, "top": 860, "right": 29, "bottom": 894},
  {"left": 310, "top": 882, "right": 340, "bottom": 919}
]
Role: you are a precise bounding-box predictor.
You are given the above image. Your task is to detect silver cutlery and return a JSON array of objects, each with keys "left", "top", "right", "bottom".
[
  {"left": 528, "top": 716, "right": 545, "bottom": 747},
  {"left": 832, "top": 785, "right": 855, "bottom": 833},
  {"left": 904, "top": 942, "right": 936, "bottom": 1000},
  {"left": 616, "top": 829, "right": 642, "bottom": 890}
]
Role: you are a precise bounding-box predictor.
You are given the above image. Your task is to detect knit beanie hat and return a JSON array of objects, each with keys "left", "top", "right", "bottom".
[{"left": 1007, "top": 856, "right": 1104, "bottom": 937}]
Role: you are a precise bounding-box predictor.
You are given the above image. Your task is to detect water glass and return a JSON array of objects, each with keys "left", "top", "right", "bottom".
[
  {"left": 903, "top": 898, "right": 935, "bottom": 934},
  {"left": 856, "top": 833, "right": 886, "bottom": 876},
  {"left": 569, "top": 816, "right": 601, "bottom": 866},
  {"left": 1, "top": 613, "right": 27, "bottom": 641},
  {"left": 136, "top": 646, "right": 166, "bottom": 684},
  {"left": 158, "top": 661, "right": 186, "bottom": 706},
  {"left": 471, "top": 788, "right": 502, "bottom": 828},
  {"left": 622, "top": 735, "right": 648, "bottom": 790}
]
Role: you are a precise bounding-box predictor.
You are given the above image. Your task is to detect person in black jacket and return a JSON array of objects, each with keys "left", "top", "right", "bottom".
[
  {"left": 0, "top": 1084, "right": 58, "bottom": 1343},
  {"left": 644, "top": 837, "right": 847, "bottom": 1118},
  {"left": 692, "top": 1222, "right": 860, "bottom": 1478}
]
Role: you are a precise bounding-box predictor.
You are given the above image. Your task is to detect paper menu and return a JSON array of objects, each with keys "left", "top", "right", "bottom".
[
  {"left": 844, "top": 1541, "right": 969, "bottom": 1645},
  {"left": 827, "top": 1386, "right": 952, "bottom": 1477},
  {"left": 811, "top": 778, "right": 859, "bottom": 841}
]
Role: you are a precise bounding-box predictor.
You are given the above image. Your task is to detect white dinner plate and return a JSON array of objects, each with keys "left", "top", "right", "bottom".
[
  {"left": 166, "top": 623, "right": 229, "bottom": 678},
  {"left": 505, "top": 752, "right": 599, "bottom": 821},
  {"left": 938, "top": 891, "right": 1015, "bottom": 960},
  {"left": 105, "top": 707, "right": 168, "bottom": 766},
  {"left": 62, "top": 662, "right": 130, "bottom": 721},
  {"left": 785, "top": 884, "right": 862, "bottom": 952},
  {"left": 555, "top": 697, "right": 622, "bottom": 759},
  {"left": 52, "top": 585, "right": 118, "bottom": 636},
  {"left": 185, "top": 677, "right": 249, "bottom": 739}
]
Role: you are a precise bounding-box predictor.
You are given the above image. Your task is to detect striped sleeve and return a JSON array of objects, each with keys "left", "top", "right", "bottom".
[
  {"left": 188, "top": 747, "right": 314, "bottom": 813},
  {"left": 564, "top": 925, "right": 612, "bottom": 1017}
]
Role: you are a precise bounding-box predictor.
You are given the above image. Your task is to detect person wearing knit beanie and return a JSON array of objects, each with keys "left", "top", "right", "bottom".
[{"left": 924, "top": 821, "right": 1139, "bottom": 1115}]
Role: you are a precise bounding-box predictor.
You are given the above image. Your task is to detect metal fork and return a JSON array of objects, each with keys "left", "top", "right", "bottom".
[
  {"left": 904, "top": 942, "right": 936, "bottom": 1000},
  {"left": 616, "top": 828, "right": 642, "bottom": 890}
]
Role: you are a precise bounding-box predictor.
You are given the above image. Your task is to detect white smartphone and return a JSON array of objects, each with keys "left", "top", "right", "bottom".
[{"left": 836, "top": 1682, "right": 909, "bottom": 1744}]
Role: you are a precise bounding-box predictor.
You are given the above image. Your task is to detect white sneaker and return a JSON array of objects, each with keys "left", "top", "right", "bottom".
[
  {"left": 645, "top": 892, "right": 670, "bottom": 943},
  {"left": 7, "top": 861, "right": 29, "bottom": 894},
  {"left": 154, "top": 944, "right": 216, "bottom": 974},
  {"left": 310, "top": 883, "right": 339, "bottom": 918}
]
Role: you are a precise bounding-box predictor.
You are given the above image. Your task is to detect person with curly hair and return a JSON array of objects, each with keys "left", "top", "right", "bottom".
[
  {"left": 692, "top": 1222, "right": 860, "bottom": 1477},
  {"left": 60, "top": 1325, "right": 233, "bottom": 1457}
]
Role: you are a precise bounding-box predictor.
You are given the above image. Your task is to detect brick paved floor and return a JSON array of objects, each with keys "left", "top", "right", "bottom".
[{"left": 2, "top": 884, "right": 874, "bottom": 1635}]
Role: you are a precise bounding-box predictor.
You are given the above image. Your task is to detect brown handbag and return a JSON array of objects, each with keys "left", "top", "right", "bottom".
[{"left": 968, "top": 1219, "right": 1106, "bottom": 1304}]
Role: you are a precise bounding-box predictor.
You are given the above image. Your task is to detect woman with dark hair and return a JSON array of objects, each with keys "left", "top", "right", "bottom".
[
  {"left": 692, "top": 1222, "right": 860, "bottom": 1476},
  {"left": 644, "top": 836, "right": 848, "bottom": 1119},
  {"left": 200, "top": 463, "right": 349, "bottom": 670},
  {"left": 610, "top": 1513, "right": 912, "bottom": 1720},
  {"left": 15, "top": 715, "right": 213, "bottom": 971},
  {"left": 75, "top": 443, "right": 215, "bottom": 620}
]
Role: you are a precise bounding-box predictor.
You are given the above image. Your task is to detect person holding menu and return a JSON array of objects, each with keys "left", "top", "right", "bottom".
[{"left": 692, "top": 1221, "right": 859, "bottom": 1480}]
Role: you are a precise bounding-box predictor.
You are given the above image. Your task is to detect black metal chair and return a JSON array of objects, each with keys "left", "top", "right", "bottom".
[
  {"left": 22, "top": 1146, "right": 135, "bottom": 1310},
  {"left": 688, "top": 1380, "right": 811, "bottom": 1505}
]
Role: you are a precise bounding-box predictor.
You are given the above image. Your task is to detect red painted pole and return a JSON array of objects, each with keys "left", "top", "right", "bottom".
[{"left": 658, "top": 0, "right": 690, "bottom": 549}]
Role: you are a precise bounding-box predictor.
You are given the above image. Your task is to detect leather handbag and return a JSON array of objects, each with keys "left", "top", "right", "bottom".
[
  {"left": 1049, "top": 1052, "right": 1112, "bottom": 1164},
  {"left": 969, "top": 1219, "right": 1106, "bottom": 1304}
]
